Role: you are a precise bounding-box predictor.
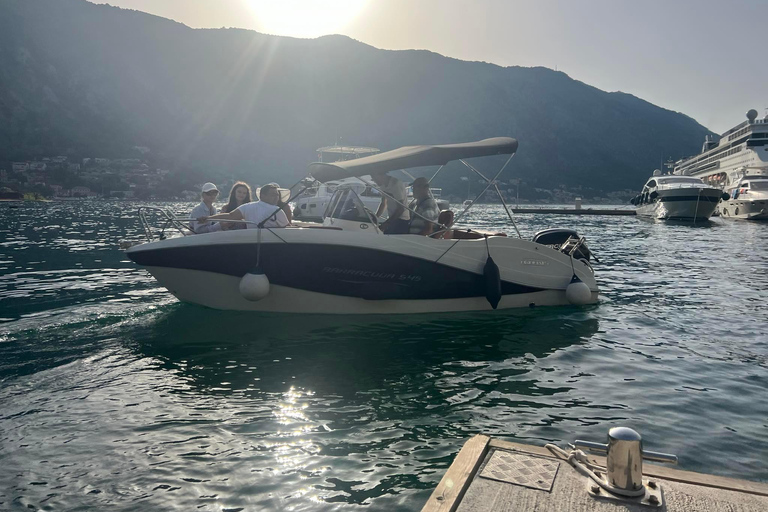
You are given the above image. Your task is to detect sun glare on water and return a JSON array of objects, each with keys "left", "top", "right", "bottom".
[{"left": 245, "top": 0, "right": 369, "bottom": 38}]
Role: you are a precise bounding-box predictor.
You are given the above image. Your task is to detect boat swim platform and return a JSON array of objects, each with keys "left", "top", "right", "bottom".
[
  {"left": 509, "top": 207, "right": 636, "bottom": 215},
  {"left": 422, "top": 435, "right": 768, "bottom": 512}
]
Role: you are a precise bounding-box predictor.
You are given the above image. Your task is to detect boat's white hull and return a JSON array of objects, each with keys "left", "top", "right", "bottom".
[
  {"left": 144, "top": 266, "right": 595, "bottom": 313},
  {"left": 127, "top": 228, "right": 597, "bottom": 314},
  {"left": 635, "top": 188, "right": 720, "bottom": 220},
  {"left": 719, "top": 199, "right": 768, "bottom": 220}
]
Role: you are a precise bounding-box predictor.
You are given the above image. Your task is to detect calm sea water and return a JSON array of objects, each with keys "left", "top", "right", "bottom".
[{"left": 1, "top": 200, "right": 767, "bottom": 511}]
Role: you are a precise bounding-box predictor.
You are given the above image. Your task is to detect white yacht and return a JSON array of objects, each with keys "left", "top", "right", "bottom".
[
  {"left": 631, "top": 171, "right": 724, "bottom": 221},
  {"left": 126, "top": 138, "right": 598, "bottom": 314},
  {"left": 294, "top": 145, "right": 381, "bottom": 221},
  {"left": 294, "top": 178, "right": 383, "bottom": 222},
  {"left": 674, "top": 109, "right": 768, "bottom": 191},
  {"left": 425, "top": 187, "right": 450, "bottom": 211},
  {"left": 719, "top": 175, "right": 768, "bottom": 220}
]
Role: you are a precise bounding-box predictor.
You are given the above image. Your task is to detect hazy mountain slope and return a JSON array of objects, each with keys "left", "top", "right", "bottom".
[{"left": 0, "top": 0, "right": 712, "bottom": 195}]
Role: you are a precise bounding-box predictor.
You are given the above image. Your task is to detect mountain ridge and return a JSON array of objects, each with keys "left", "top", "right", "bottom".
[{"left": 0, "top": 0, "right": 713, "bottom": 198}]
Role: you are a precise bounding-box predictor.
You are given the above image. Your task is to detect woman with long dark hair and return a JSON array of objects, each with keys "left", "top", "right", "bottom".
[{"left": 220, "top": 181, "right": 252, "bottom": 230}]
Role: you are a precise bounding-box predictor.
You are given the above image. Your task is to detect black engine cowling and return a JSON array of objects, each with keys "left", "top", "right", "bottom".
[{"left": 532, "top": 228, "right": 591, "bottom": 261}]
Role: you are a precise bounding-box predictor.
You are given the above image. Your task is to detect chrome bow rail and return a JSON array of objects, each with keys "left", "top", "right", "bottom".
[{"left": 137, "top": 206, "right": 192, "bottom": 242}]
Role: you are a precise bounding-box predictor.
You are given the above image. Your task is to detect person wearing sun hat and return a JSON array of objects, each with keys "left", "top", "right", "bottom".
[{"left": 189, "top": 182, "right": 222, "bottom": 233}]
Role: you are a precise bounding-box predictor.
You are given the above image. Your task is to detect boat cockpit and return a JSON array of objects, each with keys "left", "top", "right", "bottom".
[{"left": 321, "top": 188, "right": 381, "bottom": 233}]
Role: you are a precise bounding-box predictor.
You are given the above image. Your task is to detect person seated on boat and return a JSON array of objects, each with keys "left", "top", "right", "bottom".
[
  {"left": 408, "top": 177, "right": 440, "bottom": 236},
  {"left": 371, "top": 171, "right": 410, "bottom": 234},
  {"left": 198, "top": 183, "right": 289, "bottom": 229},
  {"left": 189, "top": 182, "right": 222, "bottom": 234},
  {"left": 219, "top": 181, "right": 252, "bottom": 230},
  {"left": 432, "top": 210, "right": 455, "bottom": 239},
  {"left": 277, "top": 198, "right": 293, "bottom": 224}
]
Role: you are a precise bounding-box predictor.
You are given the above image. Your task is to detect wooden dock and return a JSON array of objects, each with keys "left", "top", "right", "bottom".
[{"left": 423, "top": 435, "right": 768, "bottom": 512}]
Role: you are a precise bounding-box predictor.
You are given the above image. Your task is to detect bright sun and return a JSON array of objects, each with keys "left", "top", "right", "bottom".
[{"left": 245, "top": 0, "right": 370, "bottom": 38}]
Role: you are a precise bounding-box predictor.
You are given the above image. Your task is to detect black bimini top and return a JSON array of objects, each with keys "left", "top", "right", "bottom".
[{"left": 308, "top": 137, "right": 518, "bottom": 183}]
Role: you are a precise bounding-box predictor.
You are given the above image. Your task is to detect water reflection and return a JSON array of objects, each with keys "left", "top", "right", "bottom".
[
  {"left": 106, "top": 304, "right": 599, "bottom": 507},
  {"left": 132, "top": 304, "right": 601, "bottom": 397}
]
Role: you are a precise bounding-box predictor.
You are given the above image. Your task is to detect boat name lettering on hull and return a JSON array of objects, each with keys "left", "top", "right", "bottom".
[
  {"left": 521, "top": 260, "right": 548, "bottom": 266},
  {"left": 322, "top": 267, "right": 421, "bottom": 281}
]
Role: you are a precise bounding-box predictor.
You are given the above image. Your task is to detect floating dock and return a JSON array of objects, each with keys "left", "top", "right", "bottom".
[{"left": 423, "top": 435, "right": 768, "bottom": 512}]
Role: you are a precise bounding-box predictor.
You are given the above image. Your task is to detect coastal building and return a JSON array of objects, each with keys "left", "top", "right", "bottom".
[{"left": 71, "top": 186, "right": 92, "bottom": 197}]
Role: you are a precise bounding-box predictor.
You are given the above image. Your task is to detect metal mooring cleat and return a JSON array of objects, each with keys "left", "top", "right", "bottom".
[{"left": 574, "top": 427, "right": 677, "bottom": 507}]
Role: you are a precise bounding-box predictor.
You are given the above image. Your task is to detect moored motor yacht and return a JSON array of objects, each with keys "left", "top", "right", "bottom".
[
  {"left": 719, "top": 173, "right": 768, "bottom": 220},
  {"left": 126, "top": 138, "right": 598, "bottom": 314},
  {"left": 294, "top": 145, "right": 381, "bottom": 221},
  {"left": 631, "top": 171, "right": 724, "bottom": 221},
  {"left": 293, "top": 178, "right": 382, "bottom": 222}
]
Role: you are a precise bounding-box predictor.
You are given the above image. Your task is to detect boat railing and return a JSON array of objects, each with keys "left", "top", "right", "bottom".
[
  {"left": 137, "top": 207, "right": 279, "bottom": 243},
  {"left": 138, "top": 206, "right": 193, "bottom": 242}
]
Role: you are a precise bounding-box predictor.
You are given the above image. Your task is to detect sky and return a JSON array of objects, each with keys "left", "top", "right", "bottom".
[{"left": 91, "top": 0, "right": 767, "bottom": 134}]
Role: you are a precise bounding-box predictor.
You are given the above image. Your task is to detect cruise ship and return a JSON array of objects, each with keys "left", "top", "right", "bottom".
[{"left": 673, "top": 109, "right": 768, "bottom": 189}]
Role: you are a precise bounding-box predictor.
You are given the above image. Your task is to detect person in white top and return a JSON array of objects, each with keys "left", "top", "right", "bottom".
[
  {"left": 189, "top": 182, "right": 222, "bottom": 233},
  {"left": 371, "top": 171, "right": 410, "bottom": 234},
  {"left": 200, "top": 183, "right": 289, "bottom": 229}
]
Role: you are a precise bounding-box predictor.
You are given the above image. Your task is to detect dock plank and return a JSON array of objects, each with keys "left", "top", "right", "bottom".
[{"left": 422, "top": 435, "right": 491, "bottom": 512}]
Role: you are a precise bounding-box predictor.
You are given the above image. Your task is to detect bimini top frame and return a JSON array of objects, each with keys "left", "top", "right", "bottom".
[
  {"left": 303, "top": 137, "right": 521, "bottom": 237},
  {"left": 308, "top": 137, "right": 518, "bottom": 182}
]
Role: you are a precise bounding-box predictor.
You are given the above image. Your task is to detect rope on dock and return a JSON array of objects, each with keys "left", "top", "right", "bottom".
[{"left": 545, "top": 444, "right": 646, "bottom": 497}]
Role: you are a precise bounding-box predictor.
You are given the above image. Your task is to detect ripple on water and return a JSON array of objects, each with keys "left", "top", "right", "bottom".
[{"left": 1, "top": 202, "right": 767, "bottom": 511}]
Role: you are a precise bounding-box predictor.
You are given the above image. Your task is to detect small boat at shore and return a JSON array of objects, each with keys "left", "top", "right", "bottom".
[
  {"left": 125, "top": 137, "right": 599, "bottom": 314},
  {"left": 631, "top": 171, "right": 724, "bottom": 221}
]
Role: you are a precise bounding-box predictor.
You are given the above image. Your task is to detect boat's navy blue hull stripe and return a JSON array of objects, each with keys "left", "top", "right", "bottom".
[
  {"left": 658, "top": 195, "right": 720, "bottom": 203},
  {"left": 129, "top": 243, "right": 544, "bottom": 300}
]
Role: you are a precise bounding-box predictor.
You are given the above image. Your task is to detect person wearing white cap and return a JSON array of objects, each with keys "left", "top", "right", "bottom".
[
  {"left": 200, "top": 183, "right": 289, "bottom": 229},
  {"left": 189, "top": 182, "right": 222, "bottom": 234}
]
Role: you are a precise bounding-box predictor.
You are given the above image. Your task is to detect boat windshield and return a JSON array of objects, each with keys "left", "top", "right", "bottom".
[
  {"left": 325, "top": 188, "right": 376, "bottom": 223},
  {"left": 748, "top": 181, "right": 768, "bottom": 190},
  {"left": 658, "top": 177, "right": 701, "bottom": 185}
]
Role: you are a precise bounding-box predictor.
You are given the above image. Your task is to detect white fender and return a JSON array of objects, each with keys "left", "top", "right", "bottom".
[
  {"left": 566, "top": 274, "right": 592, "bottom": 305},
  {"left": 239, "top": 269, "right": 270, "bottom": 301}
]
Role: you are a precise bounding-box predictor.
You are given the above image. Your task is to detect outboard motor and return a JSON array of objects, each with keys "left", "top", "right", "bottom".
[{"left": 532, "top": 228, "right": 591, "bottom": 262}]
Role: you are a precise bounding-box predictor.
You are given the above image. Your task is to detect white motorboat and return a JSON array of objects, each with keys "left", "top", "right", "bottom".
[
  {"left": 126, "top": 138, "right": 598, "bottom": 314},
  {"left": 425, "top": 187, "right": 450, "bottom": 211},
  {"left": 719, "top": 173, "right": 768, "bottom": 220},
  {"left": 294, "top": 145, "right": 381, "bottom": 222},
  {"left": 293, "top": 178, "right": 383, "bottom": 222},
  {"left": 631, "top": 171, "right": 724, "bottom": 221}
]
